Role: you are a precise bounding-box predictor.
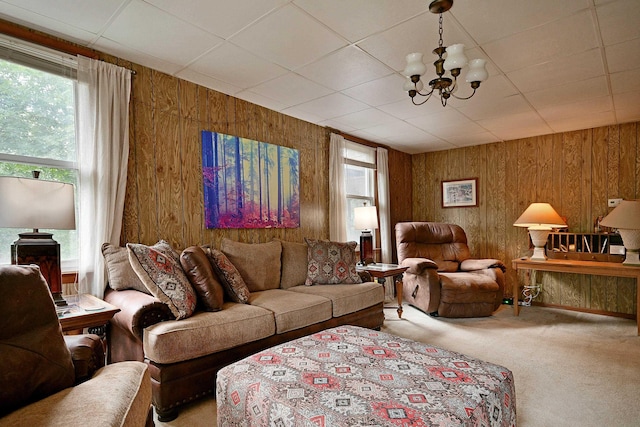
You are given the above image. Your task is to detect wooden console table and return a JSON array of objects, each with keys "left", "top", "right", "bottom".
[{"left": 512, "top": 258, "right": 640, "bottom": 335}]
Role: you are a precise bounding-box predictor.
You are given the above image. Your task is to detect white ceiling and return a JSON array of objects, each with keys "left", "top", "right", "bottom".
[{"left": 1, "top": 0, "right": 639, "bottom": 154}]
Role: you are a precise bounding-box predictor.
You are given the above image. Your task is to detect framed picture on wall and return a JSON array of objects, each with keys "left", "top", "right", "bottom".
[{"left": 442, "top": 178, "right": 478, "bottom": 208}]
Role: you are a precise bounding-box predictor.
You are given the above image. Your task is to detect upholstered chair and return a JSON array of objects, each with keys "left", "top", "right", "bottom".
[
  {"left": 395, "top": 222, "right": 506, "bottom": 317},
  {"left": 0, "top": 264, "right": 153, "bottom": 426}
]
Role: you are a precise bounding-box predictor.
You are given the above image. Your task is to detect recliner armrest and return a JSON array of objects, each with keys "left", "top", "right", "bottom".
[
  {"left": 459, "top": 258, "right": 506, "bottom": 273},
  {"left": 400, "top": 257, "right": 439, "bottom": 275},
  {"left": 64, "top": 334, "right": 105, "bottom": 384}
]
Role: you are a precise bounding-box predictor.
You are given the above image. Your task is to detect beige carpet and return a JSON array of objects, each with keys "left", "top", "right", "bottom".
[{"left": 156, "top": 304, "right": 640, "bottom": 426}]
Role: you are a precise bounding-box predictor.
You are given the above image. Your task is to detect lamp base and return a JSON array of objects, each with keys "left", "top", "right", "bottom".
[
  {"left": 623, "top": 250, "right": 640, "bottom": 266},
  {"left": 530, "top": 246, "right": 547, "bottom": 261},
  {"left": 11, "top": 232, "right": 67, "bottom": 306},
  {"left": 359, "top": 231, "right": 375, "bottom": 266}
]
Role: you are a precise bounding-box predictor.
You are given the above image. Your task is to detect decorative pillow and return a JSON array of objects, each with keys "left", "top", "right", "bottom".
[
  {"left": 304, "top": 238, "right": 362, "bottom": 286},
  {"left": 221, "top": 238, "right": 282, "bottom": 292},
  {"left": 180, "top": 246, "right": 225, "bottom": 312},
  {"left": 278, "top": 240, "right": 309, "bottom": 289},
  {"left": 101, "top": 243, "right": 150, "bottom": 294},
  {"left": 127, "top": 241, "right": 197, "bottom": 319},
  {"left": 205, "top": 248, "right": 250, "bottom": 303}
]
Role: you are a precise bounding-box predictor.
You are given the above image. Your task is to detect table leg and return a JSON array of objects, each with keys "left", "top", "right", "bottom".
[
  {"left": 395, "top": 276, "right": 403, "bottom": 319},
  {"left": 513, "top": 273, "right": 521, "bottom": 316}
]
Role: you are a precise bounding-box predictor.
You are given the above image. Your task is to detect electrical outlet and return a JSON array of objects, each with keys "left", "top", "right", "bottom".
[{"left": 608, "top": 198, "right": 622, "bottom": 208}]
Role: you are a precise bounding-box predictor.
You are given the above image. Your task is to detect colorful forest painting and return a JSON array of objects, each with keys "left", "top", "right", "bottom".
[{"left": 201, "top": 131, "right": 300, "bottom": 229}]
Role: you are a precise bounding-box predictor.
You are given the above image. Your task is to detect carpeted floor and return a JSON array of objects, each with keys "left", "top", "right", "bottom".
[{"left": 156, "top": 304, "right": 640, "bottom": 426}]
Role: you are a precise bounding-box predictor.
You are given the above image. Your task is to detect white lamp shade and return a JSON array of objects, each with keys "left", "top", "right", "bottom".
[
  {"left": 354, "top": 206, "right": 378, "bottom": 231},
  {"left": 443, "top": 44, "right": 468, "bottom": 71},
  {"left": 0, "top": 176, "right": 76, "bottom": 230},
  {"left": 403, "top": 53, "right": 427, "bottom": 77},
  {"left": 466, "top": 59, "right": 489, "bottom": 83},
  {"left": 513, "top": 203, "right": 567, "bottom": 230},
  {"left": 599, "top": 200, "right": 640, "bottom": 230}
]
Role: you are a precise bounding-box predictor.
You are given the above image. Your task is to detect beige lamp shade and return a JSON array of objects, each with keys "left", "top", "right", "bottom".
[
  {"left": 513, "top": 203, "right": 567, "bottom": 230},
  {"left": 599, "top": 200, "right": 640, "bottom": 230},
  {"left": 354, "top": 206, "right": 378, "bottom": 231},
  {"left": 0, "top": 176, "right": 76, "bottom": 230},
  {"left": 600, "top": 200, "right": 640, "bottom": 265}
]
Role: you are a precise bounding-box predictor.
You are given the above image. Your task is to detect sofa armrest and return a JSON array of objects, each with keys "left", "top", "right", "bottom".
[
  {"left": 400, "top": 257, "right": 439, "bottom": 275},
  {"left": 104, "top": 288, "right": 175, "bottom": 341},
  {"left": 0, "top": 361, "right": 152, "bottom": 426},
  {"left": 64, "top": 334, "right": 105, "bottom": 384},
  {"left": 459, "top": 258, "right": 506, "bottom": 273}
]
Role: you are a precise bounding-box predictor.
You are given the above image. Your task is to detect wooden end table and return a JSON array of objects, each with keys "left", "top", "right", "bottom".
[
  {"left": 357, "top": 263, "right": 408, "bottom": 318},
  {"left": 58, "top": 293, "right": 120, "bottom": 334}
]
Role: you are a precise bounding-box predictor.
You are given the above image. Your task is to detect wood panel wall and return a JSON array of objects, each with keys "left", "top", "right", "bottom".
[
  {"left": 98, "top": 56, "right": 412, "bottom": 256},
  {"left": 412, "top": 123, "right": 640, "bottom": 315}
]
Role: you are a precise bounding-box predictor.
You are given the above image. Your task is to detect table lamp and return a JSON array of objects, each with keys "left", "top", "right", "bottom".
[
  {"left": 514, "top": 202, "right": 567, "bottom": 261},
  {"left": 354, "top": 205, "right": 378, "bottom": 266},
  {"left": 0, "top": 173, "right": 76, "bottom": 305},
  {"left": 599, "top": 200, "right": 640, "bottom": 265}
]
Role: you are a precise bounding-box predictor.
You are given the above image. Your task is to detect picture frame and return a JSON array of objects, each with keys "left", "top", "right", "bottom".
[{"left": 441, "top": 178, "right": 478, "bottom": 208}]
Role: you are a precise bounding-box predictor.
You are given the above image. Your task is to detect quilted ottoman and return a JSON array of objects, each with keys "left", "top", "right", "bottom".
[{"left": 216, "top": 325, "right": 516, "bottom": 426}]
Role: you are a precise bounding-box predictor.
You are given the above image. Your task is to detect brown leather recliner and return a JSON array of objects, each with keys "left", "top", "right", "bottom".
[
  {"left": 0, "top": 264, "right": 153, "bottom": 426},
  {"left": 395, "top": 222, "right": 506, "bottom": 317}
]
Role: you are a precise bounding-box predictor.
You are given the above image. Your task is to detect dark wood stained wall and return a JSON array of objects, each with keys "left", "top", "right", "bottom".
[{"left": 412, "top": 123, "right": 640, "bottom": 316}]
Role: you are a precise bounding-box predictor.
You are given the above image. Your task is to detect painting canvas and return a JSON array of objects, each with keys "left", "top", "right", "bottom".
[{"left": 202, "top": 131, "right": 300, "bottom": 228}]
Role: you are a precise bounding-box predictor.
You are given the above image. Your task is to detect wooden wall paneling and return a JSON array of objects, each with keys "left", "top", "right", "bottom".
[
  {"left": 535, "top": 135, "right": 554, "bottom": 203},
  {"left": 607, "top": 125, "right": 620, "bottom": 201},
  {"left": 122, "top": 96, "right": 140, "bottom": 246},
  {"left": 446, "top": 148, "right": 465, "bottom": 228},
  {"left": 561, "top": 131, "right": 583, "bottom": 230},
  {"left": 619, "top": 122, "right": 637, "bottom": 200},
  {"left": 485, "top": 141, "right": 506, "bottom": 262},
  {"left": 131, "top": 63, "right": 153, "bottom": 107},
  {"left": 463, "top": 145, "right": 484, "bottom": 256},
  {"left": 387, "top": 148, "right": 412, "bottom": 262},
  {"left": 155, "top": 110, "right": 184, "bottom": 249},
  {"left": 504, "top": 140, "right": 521, "bottom": 297},
  {"left": 180, "top": 117, "right": 204, "bottom": 246},
  {"left": 178, "top": 79, "right": 198, "bottom": 121},
  {"left": 133, "top": 104, "right": 158, "bottom": 245},
  {"left": 410, "top": 153, "right": 425, "bottom": 219}
]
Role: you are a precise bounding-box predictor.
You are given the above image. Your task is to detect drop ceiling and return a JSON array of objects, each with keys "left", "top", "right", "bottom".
[{"left": 1, "top": 0, "right": 639, "bottom": 154}]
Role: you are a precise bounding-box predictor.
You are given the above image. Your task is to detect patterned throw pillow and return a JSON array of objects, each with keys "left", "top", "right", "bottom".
[
  {"left": 304, "top": 238, "right": 362, "bottom": 286},
  {"left": 127, "top": 241, "right": 197, "bottom": 319},
  {"left": 205, "top": 248, "right": 250, "bottom": 303}
]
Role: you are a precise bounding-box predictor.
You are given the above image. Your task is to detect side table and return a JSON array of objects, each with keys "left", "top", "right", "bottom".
[
  {"left": 357, "top": 263, "right": 408, "bottom": 318},
  {"left": 58, "top": 293, "right": 120, "bottom": 334}
]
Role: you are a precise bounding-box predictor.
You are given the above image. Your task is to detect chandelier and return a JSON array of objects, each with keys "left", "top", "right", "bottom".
[{"left": 403, "top": 0, "right": 488, "bottom": 107}]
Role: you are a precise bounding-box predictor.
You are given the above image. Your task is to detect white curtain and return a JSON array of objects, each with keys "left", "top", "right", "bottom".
[
  {"left": 75, "top": 56, "right": 131, "bottom": 297},
  {"left": 377, "top": 148, "right": 392, "bottom": 263},
  {"left": 329, "top": 133, "right": 348, "bottom": 242}
]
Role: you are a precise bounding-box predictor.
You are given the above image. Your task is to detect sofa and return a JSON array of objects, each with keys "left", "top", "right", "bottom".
[
  {"left": 103, "top": 237, "right": 384, "bottom": 421},
  {"left": 395, "top": 222, "right": 506, "bottom": 318},
  {"left": 0, "top": 264, "right": 152, "bottom": 427}
]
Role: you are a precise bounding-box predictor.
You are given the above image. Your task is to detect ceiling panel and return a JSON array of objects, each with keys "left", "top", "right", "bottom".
[{"left": 0, "top": 0, "right": 638, "bottom": 154}]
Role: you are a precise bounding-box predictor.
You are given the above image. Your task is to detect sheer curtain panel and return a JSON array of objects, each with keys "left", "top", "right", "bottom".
[
  {"left": 329, "top": 133, "right": 348, "bottom": 242},
  {"left": 376, "top": 148, "right": 392, "bottom": 263},
  {"left": 75, "top": 56, "right": 131, "bottom": 297}
]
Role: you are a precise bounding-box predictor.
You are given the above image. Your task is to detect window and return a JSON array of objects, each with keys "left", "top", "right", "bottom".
[
  {"left": 343, "top": 141, "right": 376, "bottom": 245},
  {"left": 0, "top": 36, "right": 78, "bottom": 269}
]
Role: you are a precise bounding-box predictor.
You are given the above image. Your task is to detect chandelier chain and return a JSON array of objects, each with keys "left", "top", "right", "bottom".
[{"left": 438, "top": 14, "right": 444, "bottom": 48}]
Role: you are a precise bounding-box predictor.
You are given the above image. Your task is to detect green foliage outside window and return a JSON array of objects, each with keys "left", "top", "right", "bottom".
[{"left": 0, "top": 58, "right": 77, "bottom": 266}]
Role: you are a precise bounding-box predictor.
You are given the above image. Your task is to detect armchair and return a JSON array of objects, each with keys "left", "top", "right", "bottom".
[
  {"left": 0, "top": 265, "right": 153, "bottom": 426},
  {"left": 395, "top": 222, "right": 506, "bottom": 317}
]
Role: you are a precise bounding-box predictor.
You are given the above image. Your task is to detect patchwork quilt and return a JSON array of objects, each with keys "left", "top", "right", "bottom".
[{"left": 216, "top": 325, "right": 516, "bottom": 426}]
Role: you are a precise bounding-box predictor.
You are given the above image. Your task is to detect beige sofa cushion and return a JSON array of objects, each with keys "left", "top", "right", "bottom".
[
  {"left": 144, "top": 302, "right": 275, "bottom": 364},
  {"left": 221, "top": 238, "right": 282, "bottom": 292},
  {"left": 287, "top": 282, "right": 383, "bottom": 317},
  {"left": 248, "top": 289, "right": 332, "bottom": 334},
  {"left": 279, "top": 240, "right": 309, "bottom": 289}
]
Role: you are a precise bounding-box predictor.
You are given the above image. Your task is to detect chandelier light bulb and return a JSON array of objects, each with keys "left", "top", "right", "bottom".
[
  {"left": 443, "top": 44, "right": 468, "bottom": 71},
  {"left": 466, "top": 58, "right": 488, "bottom": 83},
  {"left": 403, "top": 52, "right": 427, "bottom": 77}
]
